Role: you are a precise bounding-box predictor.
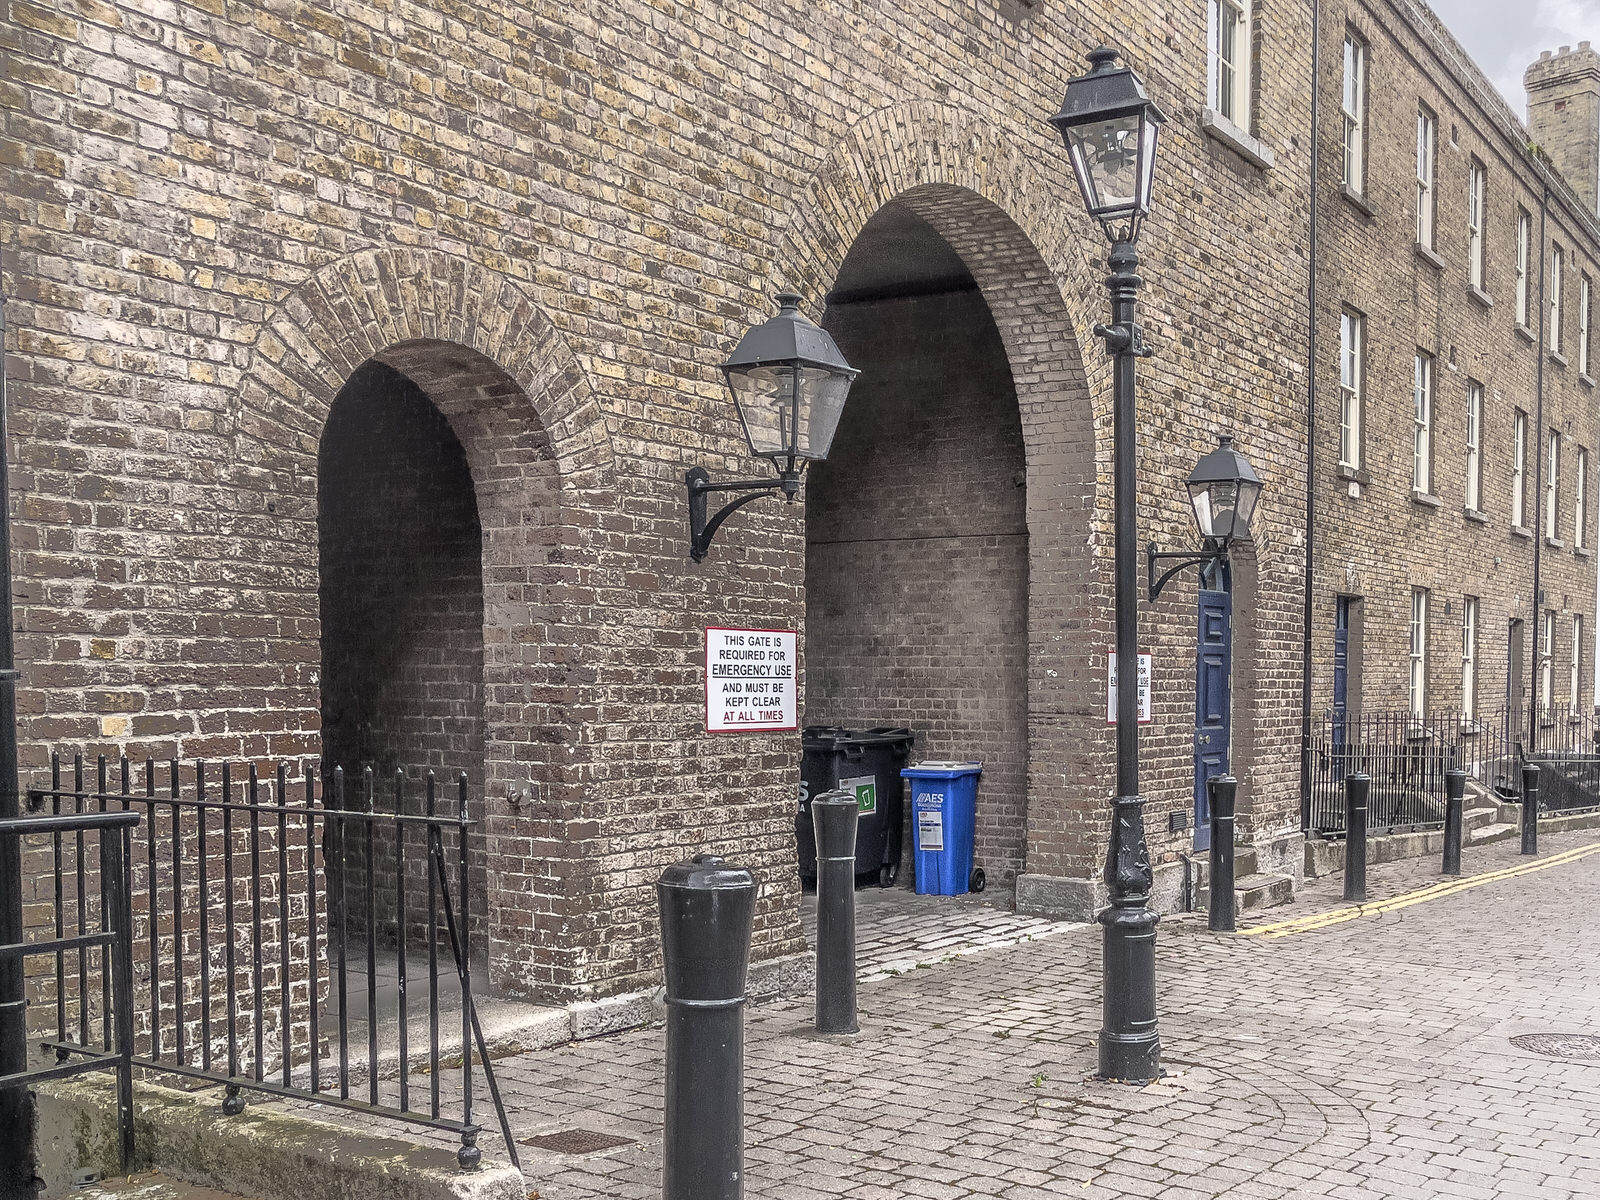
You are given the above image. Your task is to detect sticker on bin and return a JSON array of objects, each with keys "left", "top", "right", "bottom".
[
  {"left": 841, "top": 774, "right": 876, "bottom": 815},
  {"left": 915, "top": 793, "right": 945, "bottom": 850}
]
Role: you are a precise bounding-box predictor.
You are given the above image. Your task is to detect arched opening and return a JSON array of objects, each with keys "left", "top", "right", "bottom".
[
  {"left": 318, "top": 359, "right": 488, "bottom": 942},
  {"left": 805, "top": 200, "right": 1031, "bottom": 886}
]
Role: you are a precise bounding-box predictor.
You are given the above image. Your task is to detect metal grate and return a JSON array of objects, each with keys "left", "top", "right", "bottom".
[
  {"left": 520, "top": 1129, "right": 637, "bottom": 1155},
  {"left": 1509, "top": 1033, "right": 1600, "bottom": 1060}
]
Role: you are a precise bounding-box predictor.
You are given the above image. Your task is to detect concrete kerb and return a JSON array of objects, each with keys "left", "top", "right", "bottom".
[
  {"left": 1303, "top": 808, "right": 1600, "bottom": 877},
  {"left": 36, "top": 1075, "right": 525, "bottom": 1200}
]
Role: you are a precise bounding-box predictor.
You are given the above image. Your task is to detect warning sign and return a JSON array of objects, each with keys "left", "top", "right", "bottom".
[
  {"left": 1106, "top": 652, "right": 1154, "bottom": 725},
  {"left": 705, "top": 627, "right": 797, "bottom": 733}
]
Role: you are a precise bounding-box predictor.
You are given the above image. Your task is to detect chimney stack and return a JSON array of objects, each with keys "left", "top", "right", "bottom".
[{"left": 1526, "top": 42, "right": 1600, "bottom": 214}]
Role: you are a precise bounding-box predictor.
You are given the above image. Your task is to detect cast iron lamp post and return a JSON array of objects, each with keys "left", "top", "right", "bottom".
[
  {"left": 1049, "top": 44, "right": 1167, "bottom": 1083},
  {"left": 686, "top": 293, "right": 859, "bottom": 561},
  {"left": 1147, "top": 436, "right": 1264, "bottom": 600}
]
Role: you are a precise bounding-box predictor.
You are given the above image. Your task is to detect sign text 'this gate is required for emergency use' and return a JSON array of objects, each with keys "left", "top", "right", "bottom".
[{"left": 705, "top": 627, "right": 797, "bottom": 732}]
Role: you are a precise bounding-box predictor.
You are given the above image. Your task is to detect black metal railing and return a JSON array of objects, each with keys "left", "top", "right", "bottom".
[
  {"left": 1308, "top": 704, "right": 1600, "bottom": 835},
  {"left": 27, "top": 755, "right": 519, "bottom": 1170},
  {"left": 1, "top": 806, "right": 140, "bottom": 1171}
]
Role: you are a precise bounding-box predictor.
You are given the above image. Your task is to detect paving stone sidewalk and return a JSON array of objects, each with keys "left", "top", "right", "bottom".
[{"left": 298, "top": 829, "right": 1600, "bottom": 1198}]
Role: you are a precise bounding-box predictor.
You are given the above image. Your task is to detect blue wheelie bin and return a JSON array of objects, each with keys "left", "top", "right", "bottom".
[{"left": 900, "top": 761, "right": 984, "bottom": 895}]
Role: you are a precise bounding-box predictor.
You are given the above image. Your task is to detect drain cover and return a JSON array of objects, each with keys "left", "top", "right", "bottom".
[
  {"left": 520, "top": 1128, "right": 637, "bottom": 1155},
  {"left": 1509, "top": 1033, "right": 1600, "bottom": 1060}
]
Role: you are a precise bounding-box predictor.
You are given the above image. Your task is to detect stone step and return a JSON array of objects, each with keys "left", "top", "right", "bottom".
[
  {"left": 1189, "top": 845, "right": 1259, "bottom": 890},
  {"left": 69, "top": 1173, "right": 252, "bottom": 1200},
  {"left": 1196, "top": 872, "right": 1296, "bottom": 915},
  {"left": 1468, "top": 821, "right": 1520, "bottom": 846},
  {"left": 1463, "top": 805, "right": 1499, "bottom": 831}
]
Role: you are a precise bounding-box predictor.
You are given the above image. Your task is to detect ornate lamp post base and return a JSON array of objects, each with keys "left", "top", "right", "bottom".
[{"left": 1097, "top": 792, "right": 1160, "bottom": 1081}]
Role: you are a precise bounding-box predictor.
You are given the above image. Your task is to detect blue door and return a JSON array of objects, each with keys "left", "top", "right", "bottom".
[
  {"left": 1194, "top": 587, "right": 1232, "bottom": 851},
  {"left": 1332, "top": 598, "right": 1350, "bottom": 767}
]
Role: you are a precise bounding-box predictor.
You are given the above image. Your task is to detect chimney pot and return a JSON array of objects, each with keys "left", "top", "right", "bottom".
[{"left": 1542, "top": 50, "right": 1553, "bottom": 60}]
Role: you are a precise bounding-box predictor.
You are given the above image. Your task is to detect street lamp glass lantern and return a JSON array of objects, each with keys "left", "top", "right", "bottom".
[
  {"left": 721, "top": 293, "right": 860, "bottom": 468},
  {"left": 1049, "top": 46, "right": 1166, "bottom": 241},
  {"left": 1185, "top": 435, "right": 1263, "bottom": 546}
]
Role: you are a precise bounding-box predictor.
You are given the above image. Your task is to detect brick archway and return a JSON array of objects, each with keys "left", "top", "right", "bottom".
[
  {"left": 234, "top": 248, "right": 619, "bottom": 998},
  {"left": 775, "top": 103, "right": 1116, "bottom": 898}
]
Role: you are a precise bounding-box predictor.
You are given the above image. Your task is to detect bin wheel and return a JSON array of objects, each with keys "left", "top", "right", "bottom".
[
  {"left": 969, "top": 867, "right": 986, "bottom": 894},
  {"left": 878, "top": 864, "right": 897, "bottom": 889}
]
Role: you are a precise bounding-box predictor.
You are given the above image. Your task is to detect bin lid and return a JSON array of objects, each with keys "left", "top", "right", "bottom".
[
  {"left": 901, "top": 760, "right": 983, "bottom": 778},
  {"left": 801, "top": 725, "right": 854, "bottom": 748},
  {"left": 849, "top": 727, "right": 916, "bottom": 748}
]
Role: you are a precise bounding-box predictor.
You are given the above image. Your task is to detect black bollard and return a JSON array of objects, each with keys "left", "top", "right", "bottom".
[
  {"left": 811, "top": 790, "right": 859, "bottom": 1034},
  {"left": 1442, "top": 768, "right": 1465, "bottom": 876},
  {"left": 1207, "top": 775, "right": 1237, "bottom": 933},
  {"left": 1521, "top": 763, "right": 1540, "bottom": 856},
  {"left": 658, "top": 854, "right": 756, "bottom": 1200},
  {"left": 1343, "top": 772, "right": 1369, "bottom": 903}
]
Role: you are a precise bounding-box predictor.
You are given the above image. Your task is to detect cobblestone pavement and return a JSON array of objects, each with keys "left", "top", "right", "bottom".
[{"left": 303, "top": 829, "right": 1600, "bottom": 1198}]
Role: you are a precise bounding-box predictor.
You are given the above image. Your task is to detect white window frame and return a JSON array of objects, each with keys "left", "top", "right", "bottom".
[
  {"left": 1542, "top": 609, "right": 1556, "bottom": 713},
  {"left": 1551, "top": 245, "right": 1565, "bottom": 355},
  {"left": 1339, "top": 309, "right": 1363, "bottom": 470},
  {"left": 1465, "top": 381, "right": 1483, "bottom": 512},
  {"left": 1547, "top": 430, "right": 1561, "bottom": 540},
  {"left": 1517, "top": 210, "right": 1531, "bottom": 327},
  {"left": 1413, "top": 351, "right": 1433, "bottom": 494},
  {"left": 1208, "top": 0, "right": 1251, "bottom": 129},
  {"left": 1572, "top": 615, "right": 1585, "bottom": 710},
  {"left": 1513, "top": 409, "right": 1528, "bottom": 527},
  {"left": 1410, "top": 589, "right": 1429, "bottom": 718},
  {"left": 1416, "top": 107, "right": 1436, "bottom": 250},
  {"left": 1342, "top": 36, "right": 1366, "bottom": 194},
  {"left": 1577, "top": 446, "right": 1590, "bottom": 550},
  {"left": 1581, "top": 274, "right": 1592, "bottom": 376},
  {"left": 1462, "top": 596, "right": 1478, "bottom": 722},
  {"left": 1467, "top": 160, "right": 1485, "bottom": 289}
]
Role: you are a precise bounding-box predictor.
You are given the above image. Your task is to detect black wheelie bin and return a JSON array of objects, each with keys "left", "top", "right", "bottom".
[{"left": 796, "top": 725, "right": 916, "bottom": 887}]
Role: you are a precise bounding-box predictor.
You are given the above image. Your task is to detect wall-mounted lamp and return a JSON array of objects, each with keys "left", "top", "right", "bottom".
[
  {"left": 687, "top": 293, "right": 860, "bottom": 562},
  {"left": 1147, "top": 435, "right": 1264, "bottom": 600}
]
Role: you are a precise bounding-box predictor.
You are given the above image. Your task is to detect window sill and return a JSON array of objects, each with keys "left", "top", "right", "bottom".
[
  {"left": 1199, "top": 109, "right": 1277, "bottom": 169},
  {"left": 1415, "top": 243, "right": 1447, "bottom": 271},
  {"left": 1458, "top": 721, "right": 1482, "bottom": 737},
  {"left": 1411, "top": 490, "right": 1442, "bottom": 509},
  {"left": 1512, "top": 524, "right": 1533, "bottom": 540},
  {"left": 1582, "top": 372, "right": 1595, "bottom": 389},
  {"left": 1546, "top": 535, "right": 1566, "bottom": 550},
  {"left": 1551, "top": 349, "right": 1569, "bottom": 368},
  {"left": 1336, "top": 463, "right": 1372, "bottom": 486},
  {"left": 1468, "top": 285, "right": 1494, "bottom": 310},
  {"left": 1516, "top": 323, "right": 1536, "bottom": 344},
  {"left": 1340, "top": 184, "right": 1375, "bottom": 218},
  {"left": 1576, "top": 546, "right": 1592, "bottom": 559},
  {"left": 1465, "top": 507, "right": 1489, "bottom": 524}
]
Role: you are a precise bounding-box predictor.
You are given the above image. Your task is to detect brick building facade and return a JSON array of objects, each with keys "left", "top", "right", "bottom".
[{"left": 0, "top": 0, "right": 1593, "bottom": 1007}]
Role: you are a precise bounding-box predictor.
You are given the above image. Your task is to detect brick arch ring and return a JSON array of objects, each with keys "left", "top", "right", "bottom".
[{"left": 230, "top": 246, "right": 617, "bottom": 502}]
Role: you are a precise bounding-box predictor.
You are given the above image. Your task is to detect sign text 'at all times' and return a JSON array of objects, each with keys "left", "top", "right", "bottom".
[{"left": 705, "top": 627, "right": 797, "bottom": 733}]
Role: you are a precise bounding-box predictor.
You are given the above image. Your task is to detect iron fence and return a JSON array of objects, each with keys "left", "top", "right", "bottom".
[
  {"left": 0, "top": 806, "right": 139, "bottom": 1172},
  {"left": 1307, "top": 704, "right": 1600, "bottom": 835},
  {"left": 25, "top": 755, "right": 518, "bottom": 1170}
]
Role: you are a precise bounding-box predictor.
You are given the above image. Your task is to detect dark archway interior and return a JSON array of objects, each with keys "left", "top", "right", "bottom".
[
  {"left": 319, "top": 360, "right": 487, "bottom": 939},
  {"left": 806, "top": 202, "right": 1031, "bottom": 885}
]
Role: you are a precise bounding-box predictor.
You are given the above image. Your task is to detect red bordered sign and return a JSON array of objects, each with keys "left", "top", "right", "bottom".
[{"left": 705, "top": 627, "right": 798, "bottom": 733}]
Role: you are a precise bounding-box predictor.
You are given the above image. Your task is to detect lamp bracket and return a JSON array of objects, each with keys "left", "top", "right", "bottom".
[
  {"left": 1147, "top": 540, "right": 1228, "bottom": 602},
  {"left": 687, "top": 466, "right": 802, "bottom": 562},
  {"left": 1093, "top": 321, "right": 1154, "bottom": 357}
]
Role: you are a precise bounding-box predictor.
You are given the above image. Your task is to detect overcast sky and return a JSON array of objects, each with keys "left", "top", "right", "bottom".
[{"left": 1427, "top": 0, "right": 1600, "bottom": 117}]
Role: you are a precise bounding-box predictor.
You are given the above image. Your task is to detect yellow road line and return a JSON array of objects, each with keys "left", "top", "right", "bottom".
[{"left": 1237, "top": 840, "right": 1600, "bottom": 939}]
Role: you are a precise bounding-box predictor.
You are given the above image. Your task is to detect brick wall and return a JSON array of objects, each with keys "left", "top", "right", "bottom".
[
  {"left": 806, "top": 289, "right": 1030, "bottom": 884},
  {"left": 2, "top": 0, "right": 1321, "bottom": 998},
  {"left": 1313, "top": 1, "right": 1600, "bottom": 744}
]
